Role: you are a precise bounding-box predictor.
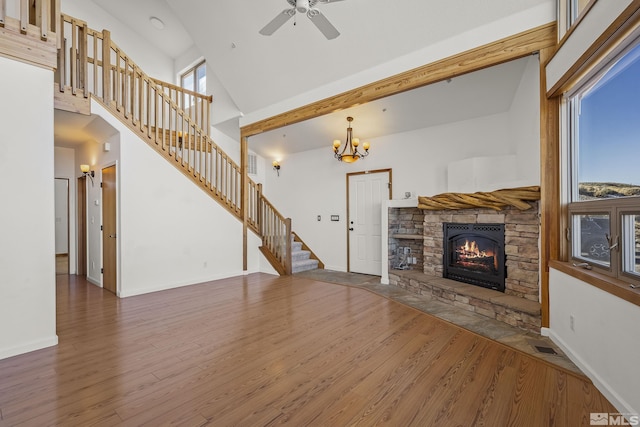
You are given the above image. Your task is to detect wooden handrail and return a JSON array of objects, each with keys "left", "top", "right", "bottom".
[
  {"left": 58, "top": 13, "right": 212, "bottom": 135},
  {"left": 53, "top": 12, "right": 300, "bottom": 275},
  {"left": 150, "top": 78, "right": 213, "bottom": 103}
]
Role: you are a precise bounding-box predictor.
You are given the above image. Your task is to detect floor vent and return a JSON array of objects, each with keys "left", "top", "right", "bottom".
[
  {"left": 534, "top": 345, "right": 558, "bottom": 355},
  {"left": 527, "top": 339, "right": 559, "bottom": 355}
]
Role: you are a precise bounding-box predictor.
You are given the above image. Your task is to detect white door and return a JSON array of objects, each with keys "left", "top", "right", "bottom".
[{"left": 348, "top": 171, "right": 390, "bottom": 275}]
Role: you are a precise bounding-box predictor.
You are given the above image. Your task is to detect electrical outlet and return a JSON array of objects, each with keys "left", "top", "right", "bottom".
[
  {"left": 569, "top": 315, "right": 575, "bottom": 331},
  {"left": 404, "top": 247, "right": 411, "bottom": 255}
]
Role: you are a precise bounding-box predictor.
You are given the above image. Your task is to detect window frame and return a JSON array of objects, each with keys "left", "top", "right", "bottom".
[
  {"left": 564, "top": 36, "right": 640, "bottom": 288},
  {"left": 180, "top": 60, "right": 206, "bottom": 95},
  {"left": 179, "top": 60, "right": 206, "bottom": 109}
]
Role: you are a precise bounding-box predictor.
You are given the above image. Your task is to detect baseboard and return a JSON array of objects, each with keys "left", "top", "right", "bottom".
[
  {"left": 86, "top": 275, "right": 101, "bottom": 287},
  {"left": 547, "top": 329, "right": 636, "bottom": 416},
  {"left": 0, "top": 335, "right": 58, "bottom": 361},
  {"left": 540, "top": 327, "right": 550, "bottom": 337},
  {"left": 119, "top": 271, "right": 246, "bottom": 297}
]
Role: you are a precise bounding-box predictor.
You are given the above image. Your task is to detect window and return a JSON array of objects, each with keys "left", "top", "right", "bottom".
[
  {"left": 180, "top": 60, "right": 206, "bottom": 105},
  {"left": 566, "top": 38, "right": 640, "bottom": 285},
  {"left": 567, "top": 0, "right": 591, "bottom": 28}
]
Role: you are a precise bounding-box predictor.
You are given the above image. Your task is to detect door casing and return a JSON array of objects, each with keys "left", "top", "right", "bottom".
[
  {"left": 102, "top": 164, "right": 117, "bottom": 294},
  {"left": 346, "top": 169, "right": 392, "bottom": 274}
]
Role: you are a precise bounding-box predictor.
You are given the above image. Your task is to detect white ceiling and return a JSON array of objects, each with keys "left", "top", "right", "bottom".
[
  {"left": 55, "top": 1, "right": 544, "bottom": 155},
  {"left": 248, "top": 57, "right": 531, "bottom": 160},
  {"left": 163, "top": 0, "right": 548, "bottom": 114},
  {"left": 86, "top": 0, "right": 549, "bottom": 114},
  {"left": 54, "top": 110, "right": 119, "bottom": 148}
]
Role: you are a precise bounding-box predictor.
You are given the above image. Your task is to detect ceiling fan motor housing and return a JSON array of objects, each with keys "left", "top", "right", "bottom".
[{"left": 296, "top": 0, "right": 310, "bottom": 13}]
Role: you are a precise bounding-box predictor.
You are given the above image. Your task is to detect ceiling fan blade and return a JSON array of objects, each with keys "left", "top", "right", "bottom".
[
  {"left": 259, "top": 8, "right": 296, "bottom": 36},
  {"left": 307, "top": 9, "right": 340, "bottom": 40}
]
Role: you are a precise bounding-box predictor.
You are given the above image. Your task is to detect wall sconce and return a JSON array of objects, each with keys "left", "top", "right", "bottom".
[
  {"left": 80, "top": 164, "right": 95, "bottom": 186},
  {"left": 272, "top": 160, "right": 281, "bottom": 176}
]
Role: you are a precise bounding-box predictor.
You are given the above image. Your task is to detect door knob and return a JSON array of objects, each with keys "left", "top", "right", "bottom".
[
  {"left": 108, "top": 234, "right": 117, "bottom": 238},
  {"left": 349, "top": 228, "right": 354, "bottom": 231}
]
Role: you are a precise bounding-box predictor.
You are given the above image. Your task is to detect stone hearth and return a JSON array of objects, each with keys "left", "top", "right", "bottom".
[{"left": 387, "top": 201, "right": 541, "bottom": 332}]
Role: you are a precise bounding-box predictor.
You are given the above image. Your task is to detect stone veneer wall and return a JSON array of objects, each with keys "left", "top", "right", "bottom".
[
  {"left": 388, "top": 207, "right": 424, "bottom": 270},
  {"left": 423, "top": 201, "right": 540, "bottom": 301}
]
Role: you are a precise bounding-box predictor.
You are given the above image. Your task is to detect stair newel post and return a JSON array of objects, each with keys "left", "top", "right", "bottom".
[
  {"left": 257, "top": 183, "right": 263, "bottom": 238},
  {"left": 102, "top": 29, "right": 111, "bottom": 105},
  {"left": 285, "top": 218, "right": 292, "bottom": 275}
]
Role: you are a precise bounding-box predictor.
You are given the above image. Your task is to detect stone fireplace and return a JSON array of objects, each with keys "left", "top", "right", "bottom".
[{"left": 385, "top": 193, "right": 541, "bottom": 332}]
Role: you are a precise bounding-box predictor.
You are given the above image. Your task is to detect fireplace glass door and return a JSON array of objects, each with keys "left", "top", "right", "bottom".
[{"left": 443, "top": 223, "right": 506, "bottom": 292}]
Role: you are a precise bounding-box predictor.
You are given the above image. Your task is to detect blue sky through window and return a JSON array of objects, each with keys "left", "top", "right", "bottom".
[{"left": 578, "top": 42, "right": 640, "bottom": 186}]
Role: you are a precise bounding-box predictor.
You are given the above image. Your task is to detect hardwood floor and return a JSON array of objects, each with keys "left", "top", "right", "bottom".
[{"left": 0, "top": 274, "right": 614, "bottom": 426}]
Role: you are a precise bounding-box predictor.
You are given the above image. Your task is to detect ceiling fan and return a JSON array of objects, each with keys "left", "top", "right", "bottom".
[{"left": 259, "top": 0, "right": 346, "bottom": 40}]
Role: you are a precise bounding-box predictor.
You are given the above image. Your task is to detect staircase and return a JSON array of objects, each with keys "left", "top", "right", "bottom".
[
  {"left": 291, "top": 236, "right": 320, "bottom": 274},
  {"left": 0, "top": 5, "right": 323, "bottom": 276}
]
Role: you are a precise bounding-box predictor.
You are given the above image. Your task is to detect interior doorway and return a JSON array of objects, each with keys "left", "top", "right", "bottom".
[
  {"left": 54, "top": 178, "right": 69, "bottom": 275},
  {"left": 102, "top": 165, "right": 117, "bottom": 294},
  {"left": 347, "top": 169, "right": 392, "bottom": 275}
]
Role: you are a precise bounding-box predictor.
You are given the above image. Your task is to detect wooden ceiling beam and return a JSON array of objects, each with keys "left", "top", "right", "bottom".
[{"left": 241, "top": 22, "right": 557, "bottom": 138}]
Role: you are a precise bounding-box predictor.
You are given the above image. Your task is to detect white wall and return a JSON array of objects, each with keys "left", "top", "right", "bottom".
[
  {"left": 54, "top": 147, "right": 76, "bottom": 272},
  {"left": 509, "top": 55, "right": 541, "bottom": 185},
  {"left": 262, "top": 112, "right": 516, "bottom": 271},
  {"left": 87, "top": 100, "right": 265, "bottom": 297},
  {"left": 174, "top": 45, "right": 242, "bottom": 126},
  {"left": 0, "top": 56, "right": 58, "bottom": 360},
  {"left": 61, "top": 0, "right": 174, "bottom": 82},
  {"left": 548, "top": 269, "right": 640, "bottom": 415}
]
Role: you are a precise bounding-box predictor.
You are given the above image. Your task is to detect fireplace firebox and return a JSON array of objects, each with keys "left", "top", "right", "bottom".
[{"left": 443, "top": 223, "right": 506, "bottom": 292}]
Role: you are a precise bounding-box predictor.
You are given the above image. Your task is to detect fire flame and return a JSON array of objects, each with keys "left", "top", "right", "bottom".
[{"left": 460, "top": 240, "right": 490, "bottom": 258}]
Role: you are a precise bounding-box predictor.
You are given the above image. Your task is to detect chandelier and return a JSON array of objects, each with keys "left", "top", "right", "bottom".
[{"left": 333, "top": 117, "right": 370, "bottom": 163}]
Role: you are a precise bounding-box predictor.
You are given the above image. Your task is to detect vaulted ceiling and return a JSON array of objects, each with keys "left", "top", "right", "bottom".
[
  {"left": 89, "top": 0, "right": 550, "bottom": 114},
  {"left": 67, "top": 0, "right": 551, "bottom": 156}
]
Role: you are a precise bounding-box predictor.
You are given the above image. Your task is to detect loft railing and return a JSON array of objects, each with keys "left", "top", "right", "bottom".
[
  {"left": 0, "top": 0, "right": 59, "bottom": 69},
  {"left": 151, "top": 78, "right": 212, "bottom": 134},
  {"left": 57, "top": 14, "right": 211, "bottom": 136},
  {"left": 0, "top": 0, "right": 59, "bottom": 39},
  {"left": 54, "top": 13, "right": 305, "bottom": 274},
  {"left": 56, "top": 14, "right": 242, "bottom": 216}
]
